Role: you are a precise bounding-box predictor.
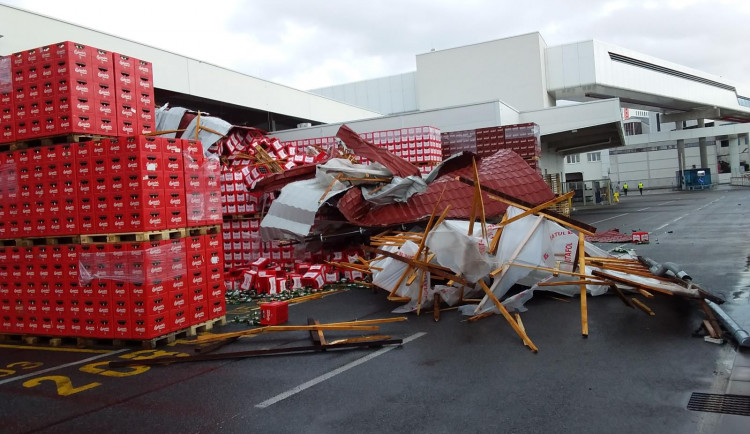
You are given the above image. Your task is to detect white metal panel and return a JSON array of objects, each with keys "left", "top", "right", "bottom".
[
  {"left": 562, "top": 43, "right": 581, "bottom": 88},
  {"left": 271, "top": 101, "right": 512, "bottom": 142},
  {"left": 519, "top": 99, "right": 623, "bottom": 136},
  {"left": 577, "top": 41, "right": 596, "bottom": 86},
  {"left": 416, "top": 33, "right": 551, "bottom": 112},
  {"left": 309, "top": 72, "right": 418, "bottom": 115},
  {"left": 545, "top": 45, "right": 564, "bottom": 90}
]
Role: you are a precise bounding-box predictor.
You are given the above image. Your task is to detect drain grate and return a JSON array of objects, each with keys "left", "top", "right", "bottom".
[{"left": 688, "top": 392, "right": 750, "bottom": 416}]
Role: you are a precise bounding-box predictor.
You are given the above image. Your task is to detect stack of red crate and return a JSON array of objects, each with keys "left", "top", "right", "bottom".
[
  {"left": 112, "top": 53, "right": 155, "bottom": 136},
  {"left": 0, "top": 234, "right": 225, "bottom": 340},
  {"left": 0, "top": 136, "right": 222, "bottom": 239},
  {"left": 0, "top": 136, "right": 226, "bottom": 340},
  {"left": 0, "top": 41, "right": 156, "bottom": 143},
  {"left": 441, "top": 123, "right": 542, "bottom": 173}
]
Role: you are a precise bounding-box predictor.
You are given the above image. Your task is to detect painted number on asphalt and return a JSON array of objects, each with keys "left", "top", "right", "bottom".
[
  {"left": 19, "top": 350, "right": 189, "bottom": 397},
  {"left": 0, "top": 361, "right": 44, "bottom": 378},
  {"left": 79, "top": 361, "right": 149, "bottom": 377},
  {"left": 23, "top": 375, "right": 101, "bottom": 396}
]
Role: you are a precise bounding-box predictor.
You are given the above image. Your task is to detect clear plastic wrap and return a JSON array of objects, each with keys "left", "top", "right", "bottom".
[{"left": 78, "top": 239, "right": 188, "bottom": 284}]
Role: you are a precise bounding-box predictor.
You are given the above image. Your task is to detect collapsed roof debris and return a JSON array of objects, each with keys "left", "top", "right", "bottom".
[{"left": 166, "top": 118, "right": 721, "bottom": 355}]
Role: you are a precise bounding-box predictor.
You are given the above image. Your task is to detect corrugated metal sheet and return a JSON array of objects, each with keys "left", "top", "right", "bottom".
[
  {"left": 337, "top": 149, "right": 555, "bottom": 227},
  {"left": 259, "top": 177, "right": 347, "bottom": 241}
]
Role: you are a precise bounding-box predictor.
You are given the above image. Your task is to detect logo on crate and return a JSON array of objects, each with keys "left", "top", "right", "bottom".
[
  {"left": 119, "top": 90, "right": 133, "bottom": 102},
  {"left": 98, "top": 86, "right": 112, "bottom": 98},
  {"left": 99, "top": 120, "right": 114, "bottom": 133},
  {"left": 77, "top": 118, "right": 91, "bottom": 129},
  {"left": 75, "top": 83, "right": 89, "bottom": 95},
  {"left": 120, "top": 123, "right": 134, "bottom": 135}
]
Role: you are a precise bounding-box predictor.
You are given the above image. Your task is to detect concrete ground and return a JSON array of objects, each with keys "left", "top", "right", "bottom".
[{"left": 0, "top": 186, "right": 748, "bottom": 433}]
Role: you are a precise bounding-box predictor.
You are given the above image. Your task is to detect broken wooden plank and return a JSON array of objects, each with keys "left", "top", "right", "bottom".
[
  {"left": 609, "top": 284, "right": 635, "bottom": 309},
  {"left": 491, "top": 262, "right": 593, "bottom": 279},
  {"left": 477, "top": 216, "right": 543, "bottom": 312},
  {"left": 578, "top": 232, "right": 589, "bottom": 337},
  {"left": 308, "top": 318, "right": 327, "bottom": 347},
  {"left": 326, "top": 335, "right": 393, "bottom": 345},
  {"left": 591, "top": 270, "right": 675, "bottom": 296},
  {"left": 456, "top": 176, "right": 597, "bottom": 235},
  {"left": 514, "top": 313, "right": 528, "bottom": 347},
  {"left": 108, "top": 338, "right": 405, "bottom": 367},
  {"left": 478, "top": 280, "right": 538, "bottom": 352},
  {"left": 468, "top": 312, "right": 494, "bottom": 322},
  {"left": 495, "top": 191, "right": 575, "bottom": 230},
  {"left": 489, "top": 212, "right": 508, "bottom": 255},
  {"left": 702, "top": 320, "right": 720, "bottom": 340},
  {"left": 631, "top": 297, "right": 655, "bottom": 316}
]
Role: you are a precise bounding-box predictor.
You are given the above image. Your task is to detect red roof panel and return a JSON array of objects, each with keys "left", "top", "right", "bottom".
[
  {"left": 337, "top": 149, "right": 555, "bottom": 227},
  {"left": 336, "top": 125, "right": 421, "bottom": 178}
]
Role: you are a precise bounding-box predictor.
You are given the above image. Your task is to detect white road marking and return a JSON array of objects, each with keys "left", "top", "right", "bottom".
[
  {"left": 0, "top": 349, "right": 128, "bottom": 386},
  {"left": 255, "top": 332, "right": 427, "bottom": 409},
  {"left": 636, "top": 207, "right": 650, "bottom": 212},
  {"left": 658, "top": 200, "right": 677, "bottom": 205},
  {"left": 653, "top": 223, "right": 669, "bottom": 231},
  {"left": 591, "top": 213, "right": 629, "bottom": 225},
  {"left": 670, "top": 214, "right": 687, "bottom": 223}
]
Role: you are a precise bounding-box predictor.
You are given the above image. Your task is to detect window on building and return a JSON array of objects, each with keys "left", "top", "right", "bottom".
[
  {"left": 587, "top": 152, "right": 601, "bottom": 162},
  {"left": 624, "top": 122, "right": 643, "bottom": 136},
  {"left": 566, "top": 154, "right": 580, "bottom": 164}
]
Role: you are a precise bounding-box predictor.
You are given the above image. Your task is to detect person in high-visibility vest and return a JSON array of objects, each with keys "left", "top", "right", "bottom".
[
  {"left": 638, "top": 182, "right": 643, "bottom": 195},
  {"left": 623, "top": 183, "right": 628, "bottom": 196}
]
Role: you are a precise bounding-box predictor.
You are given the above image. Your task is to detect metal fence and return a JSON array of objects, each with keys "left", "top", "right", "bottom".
[
  {"left": 731, "top": 175, "right": 750, "bottom": 187},
  {"left": 564, "top": 179, "right": 614, "bottom": 206}
]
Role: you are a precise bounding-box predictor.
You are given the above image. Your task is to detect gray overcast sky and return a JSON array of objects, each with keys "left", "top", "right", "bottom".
[{"left": 3, "top": 0, "right": 749, "bottom": 90}]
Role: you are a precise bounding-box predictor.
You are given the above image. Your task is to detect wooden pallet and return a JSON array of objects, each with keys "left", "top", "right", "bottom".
[
  {"left": 223, "top": 213, "right": 263, "bottom": 221},
  {"left": 0, "top": 236, "right": 81, "bottom": 247},
  {"left": 0, "top": 226, "right": 220, "bottom": 247},
  {"left": 0, "top": 134, "right": 110, "bottom": 152},
  {"left": 187, "top": 315, "right": 228, "bottom": 337},
  {"left": 79, "top": 228, "right": 187, "bottom": 244},
  {"left": 0, "top": 316, "right": 228, "bottom": 350},
  {"left": 0, "top": 333, "right": 83, "bottom": 348},
  {"left": 187, "top": 225, "right": 222, "bottom": 236}
]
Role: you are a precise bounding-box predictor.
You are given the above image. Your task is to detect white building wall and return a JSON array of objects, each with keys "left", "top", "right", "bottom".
[
  {"left": 0, "top": 5, "right": 382, "bottom": 124},
  {"left": 271, "top": 101, "right": 515, "bottom": 142},
  {"left": 610, "top": 144, "right": 719, "bottom": 188},
  {"left": 416, "top": 33, "right": 554, "bottom": 112},
  {"left": 311, "top": 72, "right": 419, "bottom": 114},
  {"left": 539, "top": 143, "right": 564, "bottom": 178}
]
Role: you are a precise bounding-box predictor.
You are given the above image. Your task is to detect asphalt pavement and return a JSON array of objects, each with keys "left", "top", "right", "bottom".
[{"left": 0, "top": 185, "right": 748, "bottom": 433}]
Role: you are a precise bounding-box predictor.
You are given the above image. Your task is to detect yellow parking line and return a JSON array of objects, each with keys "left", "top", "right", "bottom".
[{"left": 0, "top": 344, "right": 112, "bottom": 354}]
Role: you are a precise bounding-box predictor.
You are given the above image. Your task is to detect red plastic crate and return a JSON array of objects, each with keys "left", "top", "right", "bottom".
[
  {"left": 260, "top": 301, "right": 288, "bottom": 325},
  {"left": 131, "top": 314, "right": 169, "bottom": 339}
]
